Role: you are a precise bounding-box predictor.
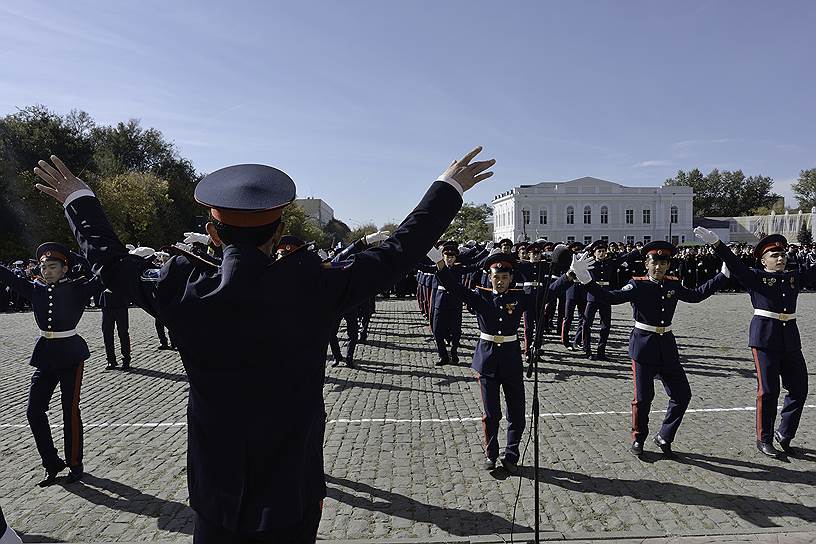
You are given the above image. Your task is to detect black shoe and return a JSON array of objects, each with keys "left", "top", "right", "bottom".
[
  {"left": 653, "top": 434, "right": 673, "bottom": 456},
  {"left": 65, "top": 467, "right": 84, "bottom": 484},
  {"left": 482, "top": 457, "right": 496, "bottom": 470},
  {"left": 105, "top": 361, "right": 118, "bottom": 370},
  {"left": 345, "top": 358, "right": 355, "bottom": 369},
  {"left": 596, "top": 351, "right": 608, "bottom": 361},
  {"left": 450, "top": 354, "right": 459, "bottom": 364},
  {"left": 757, "top": 440, "right": 780, "bottom": 458},
  {"left": 774, "top": 431, "right": 793, "bottom": 454},
  {"left": 359, "top": 332, "right": 368, "bottom": 343},
  {"left": 37, "top": 459, "right": 67, "bottom": 487},
  {"left": 435, "top": 358, "right": 449, "bottom": 366},
  {"left": 584, "top": 352, "right": 594, "bottom": 360},
  {"left": 500, "top": 457, "right": 519, "bottom": 475},
  {"left": 630, "top": 441, "right": 644, "bottom": 457},
  {"left": 121, "top": 358, "right": 131, "bottom": 371},
  {"left": 158, "top": 344, "right": 171, "bottom": 350}
]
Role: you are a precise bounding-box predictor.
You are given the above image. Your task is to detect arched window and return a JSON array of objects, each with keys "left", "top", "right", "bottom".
[
  {"left": 566, "top": 206, "right": 575, "bottom": 225},
  {"left": 670, "top": 205, "right": 678, "bottom": 224},
  {"left": 583, "top": 205, "right": 592, "bottom": 224},
  {"left": 600, "top": 206, "right": 609, "bottom": 224}
]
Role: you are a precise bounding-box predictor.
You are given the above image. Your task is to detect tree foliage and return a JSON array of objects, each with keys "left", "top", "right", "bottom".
[
  {"left": 664, "top": 168, "right": 780, "bottom": 217},
  {"left": 96, "top": 172, "right": 175, "bottom": 246},
  {"left": 281, "top": 201, "right": 329, "bottom": 248},
  {"left": 442, "top": 203, "right": 492, "bottom": 243},
  {"left": 797, "top": 224, "right": 813, "bottom": 245},
  {"left": 792, "top": 168, "right": 816, "bottom": 211}
]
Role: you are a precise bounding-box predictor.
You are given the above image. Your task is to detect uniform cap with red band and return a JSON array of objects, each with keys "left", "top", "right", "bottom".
[
  {"left": 753, "top": 234, "right": 787, "bottom": 259},
  {"left": 36, "top": 242, "right": 70, "bottom": 265}
]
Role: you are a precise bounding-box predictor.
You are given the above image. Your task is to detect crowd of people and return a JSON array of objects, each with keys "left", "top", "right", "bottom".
[{"left": 0, "top": 148, "right": 813, "bottom": 543}]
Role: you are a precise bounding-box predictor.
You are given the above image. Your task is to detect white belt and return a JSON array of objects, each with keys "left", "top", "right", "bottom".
[
  {"left": 40, "top": 329, "right": 77, "bottom": 339},
  {"left": 436, "top": 285, "right": 446, "bottom": 291},
  {"left": 522, "top": 281, "right": 540, "bottom": 287},
  {"left": 753, "top": 309, "right": 796, "bottom": 322},
  {"left": 634, "top": 322, "right": 672, "bottom": 335},
  {"left": 479, "top": 332, "right": 518, "bottom": 344},
  {"left": 596, "top": 281, "right": 610, "bottom": 286}
]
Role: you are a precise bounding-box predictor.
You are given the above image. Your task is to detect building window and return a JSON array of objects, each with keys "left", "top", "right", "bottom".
[
  {"left": 672, "top": 236, "right": 679, "bottom": 245},
  {"left": 600, "top": 206, "right": 608, "bottom": 224},
  {"left": 642, "top": 209, "right": 651, "bottom": 224},
  {"left": 625, "top": 209, "right": 634, "bottom": 224},
  {"left": 670, "top": 205, "right": 678, "bottom": 224},
  {"left": 539, "top": 208, "right": 547, "bottom": 225},
  {"left": 643, "top": 235, "right": 651, "bottom": 243},
  {"left": 566, "top": 206, "right": 575, "bottom": 225},
  {"left": 601, "top": 236, "right": 609, "bottom": 243},
  {"left": 584, "top": 235, "right": 592, "bottom": 245},
  {"left": 626, "top": 235, "right": 635, "bottom": 245},
  {"left": 522, "top": 209, "right": 530, "bottom": 225},
  {"left": 681, "top": 235, "right": 686, "bottom": 243},
  {"left": 583, "top": 205, "right": 592, "bottom": 224},
  {"left": 566, "top": 236, "right": 575, "bottom": 243}
]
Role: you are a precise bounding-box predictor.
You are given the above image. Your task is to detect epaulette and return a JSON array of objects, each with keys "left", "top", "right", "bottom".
[
  {"left": 476, "top": 286, "right": 493, "bottom": 292},
  {"left": 163, "top": 244, "right": 220, "bottom": 269},
  {"left": 322, "top": 259, "right": 352, "bottom": 269},
  {"left": 664, "top": 275, "right": 680, "bottom": 281},
  {"left": 632, "top": 276, "right": 649, "bottom": 281}
]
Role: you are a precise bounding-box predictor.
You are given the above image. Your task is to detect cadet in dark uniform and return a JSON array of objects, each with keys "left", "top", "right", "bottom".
[
  {"left": 580, "top": 241, "right": 728, "bottom": 457},
  {"left": 436, "top": 253, "right": 571, "bottom": 473},
  {"left": 0, "top": 243, "right": 98, "bottom": 486},
  {"left": 581, "top": 240, "right": 639, "bottom": 360},
  {"left": 35, "top": 148, "right": 494, "bottom": 543},
  {"left": 99, "top": 286, "right": 131, "bottom": 370},
  {"left": 696, "top": 228, "right": 816, "bottom": 457},
  {"left": 561, "top": 241, "right": 587, "bottom": 350}
]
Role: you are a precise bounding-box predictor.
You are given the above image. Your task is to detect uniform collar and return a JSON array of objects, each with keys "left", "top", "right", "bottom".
[{"left": 222, "top": 244, "right": 273, "bottom": 267}]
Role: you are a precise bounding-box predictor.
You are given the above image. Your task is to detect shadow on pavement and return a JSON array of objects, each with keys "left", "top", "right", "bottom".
[
  {"left": 60, "top": 473, "right": 193, "bottom": 535},
  {"left": 326, "top": 475, "right": 531, "bottom": 536}
]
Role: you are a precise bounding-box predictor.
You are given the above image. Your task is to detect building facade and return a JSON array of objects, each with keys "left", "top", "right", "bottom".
[
  {"left": 709, "top": 208, "right": 816, "bottom": 244},
  {"left": 294, "top": 197, "right": 334, "bottom": 227},
  {"left": 491, "top": 177, "right": 694, "bottom": 246}
]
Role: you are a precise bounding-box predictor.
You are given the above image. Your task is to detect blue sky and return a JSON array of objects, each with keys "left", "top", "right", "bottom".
[{"left": 1, "top": 1, "right": 814, "bottom": 226}]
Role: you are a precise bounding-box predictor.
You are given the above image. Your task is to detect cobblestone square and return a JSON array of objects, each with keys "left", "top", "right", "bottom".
[{"left": 1, "top": 293, "right": 815, "bottom": 542}]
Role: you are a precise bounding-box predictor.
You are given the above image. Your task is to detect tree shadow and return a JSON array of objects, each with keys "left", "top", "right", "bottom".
[
  {"left": 19, "top": 535, "right": 66, "bottom": 543},
  {"left": 518, "top": 466, "right": 816, "bottom": 527},
  {"left": 59, "top": 473, "right": 193, "bottom": 535},
  {"left": 125, "top": 366, "right": 188, "bottom": 383},
  {"left": 679, "top": 451, "right": 816, "bottom": 483},
  {"left": 325, "top": 475, "right": 531, "bottom": 536},
  {"left": 324, "top": 371, "right": 452, "bottom": 395}
]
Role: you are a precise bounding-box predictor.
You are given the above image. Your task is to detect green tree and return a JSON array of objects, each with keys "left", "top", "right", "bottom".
[
  {"left": 323, "top": 218, "right": 351, "bottom": 247},
  {"left": 792, "top": 168, "right": 816, "bottom": 210},
  {"left": 282, "top": 202, "right": 328, "bottom": 248},
  {"left": 346, "top": 223, "right": 378, "bottom": 244},
  {"left": 797, "top": 224, "right": 813, "bottom": 245},
  {"left": 665, "top": 168, "right": 779, "bottom": 217},
  {"left": 96, "top": 172, "right": 177, "bottom": 247},
  {"left": 442, "top": 203, "right": 491, "bottom": 242}
]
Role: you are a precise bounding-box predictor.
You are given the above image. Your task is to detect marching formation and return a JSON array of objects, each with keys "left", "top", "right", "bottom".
[{"left": 0, "top": 148, "right": 813, "bottom": 544}]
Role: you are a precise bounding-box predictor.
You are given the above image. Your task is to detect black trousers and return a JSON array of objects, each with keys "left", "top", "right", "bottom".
[
  {"left": 330, "top": 315, "right": 359, "bottom": 361},
  {"left": 631, "top": 360, "right": 691, "bottom": 444},
  {"left": 155, "top": 319, "right": 175, "bottom": 347},
  {"left": 561, "top": 297, "right": 585, "bottom": 348},
  {"left": 432, "top": 308, "right": 462, "bottom": 360},
  {"left": 752, "top": 348, "right": 808, "bottom": 443},
  {"left": 102, "top": 307, "right": 130, "bottom": 363},
  {"left": 582, "top": 302, "right": 612, "bottom": 356},
  {"left": 193, "top": 502, "right": 322, "bottom": 544},
  {"left": 477, "top": 362, "right": 525, "bottom": 463},
  {"left": 27, "top": 363, "right": 84, "bottom": 471}
]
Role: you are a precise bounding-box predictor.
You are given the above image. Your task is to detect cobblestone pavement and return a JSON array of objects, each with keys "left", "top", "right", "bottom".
[{"left": 1, "top": 293, "right": 815, "bottom": 543}]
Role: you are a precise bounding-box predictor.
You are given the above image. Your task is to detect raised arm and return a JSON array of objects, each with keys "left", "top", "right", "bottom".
[
  {"left": 675, "top": 272, "right": 728, "bottom": 303},
  {"left": 436, "top": 265, "right": 482, "bottom": 308},
  {"left": 695, "top": 227, "right": 762, "bottom": 290},
  {"left": 0, "top": 265, "right": 33, "bottom": 300},
  {"left": 584, "top": 280, "right": 636, "bottom": 305}
]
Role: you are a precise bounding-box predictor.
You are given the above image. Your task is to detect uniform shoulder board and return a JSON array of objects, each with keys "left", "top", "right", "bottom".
[
  {"left": 322, "top": 259, "right": 353, "bottom": 269},
  {"left": 632, "top": 276, "right": 649, "bottom": 281},
  {"left": 475, "top": 286, "right": 493, "bottom": 292},
  {"left": 622, "top": 283, "right": 635, "bottom": 291},
  {"left": 164, "top": 244, "right": 220, "bottom": 269},
  {"left": 140, "top": 268, "right": 161, "bottom": 282},
  {"left": 508, "top": 288, "right": 524, "bottom": 292},
  {"left": 664, "top": 275, "right": 680, "bottom": 281}
]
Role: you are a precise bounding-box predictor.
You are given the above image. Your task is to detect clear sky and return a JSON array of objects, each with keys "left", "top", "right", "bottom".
[{"left": 1, "top": 1, "right": 814, "bottom": 227}]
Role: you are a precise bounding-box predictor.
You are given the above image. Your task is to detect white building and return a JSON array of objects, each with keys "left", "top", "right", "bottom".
[
  {"left": 294, "top": 197, "right": 334, "bottom": 227},
  {"left": 491, "top": 177, "right": 694, "bottom": 246}
]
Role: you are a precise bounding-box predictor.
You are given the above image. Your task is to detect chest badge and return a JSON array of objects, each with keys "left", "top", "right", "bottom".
[
  {"left": 790, "top": 276, "right": 796, "bottom": 288},
  {"left": 666, "top": 290, "right": 675, "bottom": 299},
  {"left": 763, "top": 277, "right": 777, "bottom": 286},
  {"left": 504, "top": 302, "right": 517, "bottom": 314}
]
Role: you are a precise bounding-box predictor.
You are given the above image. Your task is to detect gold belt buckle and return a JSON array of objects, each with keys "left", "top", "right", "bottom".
[
  {"left": 655, "top": 326, "right": 666, "bottom": 334},
  {"left": 779, "top": 313, "right": 789, "bottom": 322},
  {"left": 43, "top": 331, "right": 54, "bottom": 339},
  {"left": 494, "top": 335, "right": 505, "bottom": 343}
]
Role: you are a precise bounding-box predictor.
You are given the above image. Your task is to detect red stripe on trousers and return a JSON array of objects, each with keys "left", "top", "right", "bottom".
[
  {"left": 476, "top": 373, "right": 489, "bottom": 454},
  {"left": 71, "top": 362, "right": 84, "bottom": 466},
  {"left": 752, "top": 348, "right": 764, "bottom": 441},
  {"left": 631, "top": 359, "right": 639, "bottom": 441}
]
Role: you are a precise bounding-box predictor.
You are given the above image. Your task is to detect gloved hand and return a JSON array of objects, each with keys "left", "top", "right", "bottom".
[
  {"left": 183, "top": 232, "right": 211, "bottom": 245},
  {"left": 129, "top": 246, "right": 155, "bottom": 258},
  {"left": 317, "top": 249, "right": 328, "bottom": 260},
  {"left": 125, "top": 244, "right": 136, "bottom": 251},
  {"left": 693, "top": 226, "right": 720, "bottom": 245},
  {"left": 721, "top": 262, "right": 730, "bottom": 278},
  {"left": 427, "top": 246, "right": 444, "bottom": 265},
  {"left": 486, "top": 241, "right": 495, "bottom": 250},
  {"left": 154, "top": 251, "right": 170, "bottom": 260},
  {"left": 365, "top": 230, "right": 390, "bottom": 245},
  {"left": 569, "top": 253, "right": 596, "bottom": 284}
]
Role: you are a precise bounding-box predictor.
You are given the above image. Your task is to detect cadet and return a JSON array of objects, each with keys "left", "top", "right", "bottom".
[
  {"left": 696, "top": 228, "right": 816, "bottom": 457},
  {"left": 99, "top": 284, "right": 131, "bottom": 370},
  {"left": 0, "top": 243, "right": 99, "bottom": 486},
  {"left": 581, "top": 240, "right": 638, "bottom": 360},
  {"left": 436, "top": 253, "right": 571, "bottom": 473},
  {"left": 578, "top": 241, "right": 728, "bottom": 457},
  {"left": 35, "top": 147, "right": 494, "bottom": 542},
  {"left": 561, "top": 241, "right": 587, "bottom": 351}
]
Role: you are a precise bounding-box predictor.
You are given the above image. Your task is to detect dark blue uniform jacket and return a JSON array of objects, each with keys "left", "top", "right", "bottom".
[
  {"left": 587, "top": 250, "right": 639, "bottom": 302},
  {"left": 63, "top": 180, "right": 461, "bottom": 533}
]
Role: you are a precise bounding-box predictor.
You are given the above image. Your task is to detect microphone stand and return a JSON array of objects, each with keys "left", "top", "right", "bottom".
[{"left": 524, "top": 258, "right": 556, "bottom": 544}]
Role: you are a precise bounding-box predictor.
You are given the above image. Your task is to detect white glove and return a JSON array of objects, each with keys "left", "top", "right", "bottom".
[
  {"left": 173, "top": 243, "right": 193, "bottom": 253},
  {"left": 154, "top": 251, "right": 170, "bottom": 260},
  {"left": 569, "top": 253, "right": 596, "bottom": 285},
  {"left": 317, "top": 249, "right": 328, "bottom": 260},
  {"left": 486, "top": 241, "right": 495, "bottom": 250},
  {"left": 427, "top": 246, "right": 444, "bottom": 264},
  {"left": 693, "top": 226, "right": 720, "bottom": 245},
  {"left": 365, "top": 230, "right": 390, "bottom": 245},
  {"left": 125, "top": 244, "right": 135, "bottom": 251},
  {"left": 183, "top": 232, "right": 211, "bottom": 245},
  {"left": 129, "top": 246, "right": 155, "bottom": 258},
  {"left": 721, "top": 262, "right": 730, "bottom": 278}
]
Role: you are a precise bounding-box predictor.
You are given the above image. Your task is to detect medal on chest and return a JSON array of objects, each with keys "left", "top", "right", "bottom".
[
  {"left": 666, "top": 289, "right": 675, "bottom": 299},
  {"left": 504, "top": 302, "right": 517, "bottom": 315}
]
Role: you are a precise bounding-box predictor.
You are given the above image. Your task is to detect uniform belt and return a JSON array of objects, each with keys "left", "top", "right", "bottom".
[
  {"left": 40, "top": 329, "right": 77, "bottom": 339},
  {"left": 753, "top": 309, "right": 796, "bottom": 322},
  {"left": 522, "top": 281, "right": 540, "bottom": 287},
  {"left": 436, "top": 285, "right": 446, "bottom": 291},
  {"left": 479, "top": 332, "right": 518, "bottom": 344},
  {"left": 633, "top": 321, "right": 672, "bottom": 335},
  {"left": 596, "top": 281, "right": 610, "bottom": 286}
]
